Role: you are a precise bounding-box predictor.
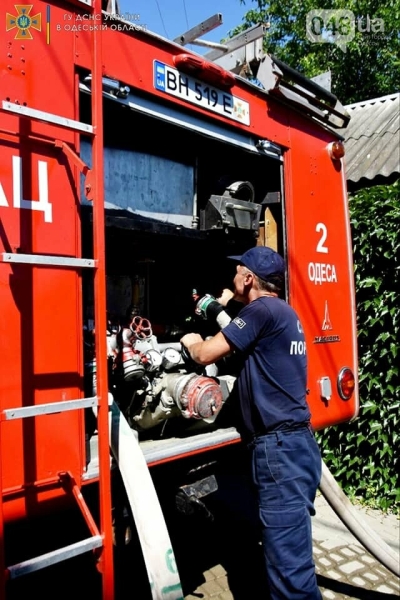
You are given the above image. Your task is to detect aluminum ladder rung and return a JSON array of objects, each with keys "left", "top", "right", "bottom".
[
  {"left": 1, "top": 101, "right": 94, "bottom": 135},
  {"left": 7, "top": 535, "right": 103, "bottom": 579},
  {"left": 2, "top": 397, "right": 97, "bottom": 421},
  {"left": 1, "top": 253, "right": 96, "bottom": 268}
]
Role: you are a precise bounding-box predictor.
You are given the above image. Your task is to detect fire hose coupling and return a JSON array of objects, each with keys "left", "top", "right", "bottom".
[
  {"left": 121, "top": 326, "right": 150, "bottom": 381},
  {"left": 130, "top": 315, "right": 152, "bottom": 340},
  {"left": 165, "top": 373, "right": 224, "bottom": 420},
  {"left": 106, "top": 322, "right": 120, "bottom": 364},
  {"left": 195, "top": 294, "right": 217, "bottom": 318},
  {"left": 195, "top": 294, "right": 232, "bottom": 329}
]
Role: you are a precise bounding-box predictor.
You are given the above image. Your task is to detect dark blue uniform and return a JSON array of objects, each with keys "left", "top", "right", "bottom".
[
  {"left": 222, "top": 297, "right": 322, "bottom": 600},
  {"left": 222, "top": 296, "right": 310, "bottom": 437}
]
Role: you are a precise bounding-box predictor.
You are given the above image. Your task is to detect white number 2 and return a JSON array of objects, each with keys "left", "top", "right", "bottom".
[{"left": 316, "top": 222, "right": 328, "bottom": 253}]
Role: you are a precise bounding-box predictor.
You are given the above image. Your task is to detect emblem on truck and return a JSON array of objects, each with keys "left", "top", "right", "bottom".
[
  {"left": 6, "top": 5, "right": 42, "bottom": 40},
  {"left": 321, "top": 300, "right": 333, "bottom": 330},
  {"left": 314, "top": 300, "right": 341, "bottom": 344}
]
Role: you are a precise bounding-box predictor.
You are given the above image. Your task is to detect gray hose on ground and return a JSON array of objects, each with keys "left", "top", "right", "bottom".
[{"left": 319, "top": 460, "right": 400, "bottom": 577}]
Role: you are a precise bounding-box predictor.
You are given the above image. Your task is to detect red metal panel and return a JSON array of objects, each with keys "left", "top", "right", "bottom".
[
  {"left": 2, "top": 1, "right": 77, "bottom": 133},
  {"left": 284, "top": 126, "right": 359, "bottom": 430},
  {"left": 1, "top": 0, "right": 86, "bottom": 517},
  {"left": 1, "top": 2, "right": 115, "bottom": 595}
]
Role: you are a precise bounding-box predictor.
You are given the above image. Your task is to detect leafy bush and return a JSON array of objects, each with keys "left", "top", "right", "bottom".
[{"left": 317, "top": 180, "right": 399, "bottom": 511}]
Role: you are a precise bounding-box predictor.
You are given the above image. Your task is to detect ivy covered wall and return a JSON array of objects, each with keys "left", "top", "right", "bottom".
[{"left": 317, "top": 180, "right": 399, "bottom": 511}]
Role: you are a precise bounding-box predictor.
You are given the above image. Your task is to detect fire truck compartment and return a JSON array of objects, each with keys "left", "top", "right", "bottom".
[{"left": 79, "top": 92, "right": 285, "bottom": 459}]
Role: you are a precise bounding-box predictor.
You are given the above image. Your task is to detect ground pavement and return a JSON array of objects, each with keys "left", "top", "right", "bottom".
[{"left": 180, "top": 493, "right": 400, "bottom": 600}]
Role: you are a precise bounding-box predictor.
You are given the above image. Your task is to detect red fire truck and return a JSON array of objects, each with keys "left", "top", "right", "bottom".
[{"left": 0, "top": 1, "right": 359, "bottom": 598}]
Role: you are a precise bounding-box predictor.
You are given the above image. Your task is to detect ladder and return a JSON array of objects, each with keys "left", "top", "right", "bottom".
[{"left": 0, "top": 0, "right": 114, "bottom": 597}]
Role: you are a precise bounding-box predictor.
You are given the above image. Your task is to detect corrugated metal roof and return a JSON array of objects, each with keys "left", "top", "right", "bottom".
[{"left": 339, "top": 93, "right": 400, "bottom": 185}]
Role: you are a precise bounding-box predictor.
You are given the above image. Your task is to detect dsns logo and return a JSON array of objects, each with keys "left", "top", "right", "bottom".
[{"left": 6, "top": 5, "right": 42, "bottom": 40}]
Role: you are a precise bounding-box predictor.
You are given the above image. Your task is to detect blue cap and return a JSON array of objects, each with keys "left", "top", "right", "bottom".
[{"left": 228, "top": 246, "right": 285, "bottom": 280}]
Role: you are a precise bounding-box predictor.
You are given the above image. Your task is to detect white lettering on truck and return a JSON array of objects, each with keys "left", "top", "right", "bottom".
[
  {"left": 316, "top": 222, "right": 328, "bottom": 253},
  {"left": 0, "top": 156, "right": 52, "bottom": 223},
  {"left": 308, "top": 262, "right": 337, "bottom": 284},
  {"left": 308, "top": 222, "right": 338, "bottom": 284}
]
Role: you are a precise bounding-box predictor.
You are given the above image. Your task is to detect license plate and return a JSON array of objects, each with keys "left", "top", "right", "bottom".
[{"left": 154, "top": 60, "right": 250, "bottom": 126}]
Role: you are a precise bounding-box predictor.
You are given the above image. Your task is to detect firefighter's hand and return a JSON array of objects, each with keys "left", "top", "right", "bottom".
[
  {"left": 180, "top": 333, "right": 204, "bottom": 349},
  {"left": 216, "top": 288, "right": 234, "bottom": 306}
]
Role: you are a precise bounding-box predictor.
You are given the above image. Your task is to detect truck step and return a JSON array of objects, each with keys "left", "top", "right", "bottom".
[
  {"left": 2, "top": 397, "right": 97, "bottom": 420},
  {"left": 1, "top": 253, "right": 95, "bottom": 268},
  {"left": 7, "top": 536, "right": 103, "bottom": 579},
  {"left": 2, "top": 101, "right": 93, "bottom": 135}
]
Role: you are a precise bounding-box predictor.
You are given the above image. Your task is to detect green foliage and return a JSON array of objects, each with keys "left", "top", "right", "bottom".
[
  {"left": 317, "top": 180, "right": 400, "bottom": 511},
  {"left": 231, "top": 0, "right": 400, "bottom": 103}
]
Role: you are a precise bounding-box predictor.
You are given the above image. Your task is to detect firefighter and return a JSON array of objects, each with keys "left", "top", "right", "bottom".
[{"left": 181, "top": 246, "right": 322, "bottom": 600}]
